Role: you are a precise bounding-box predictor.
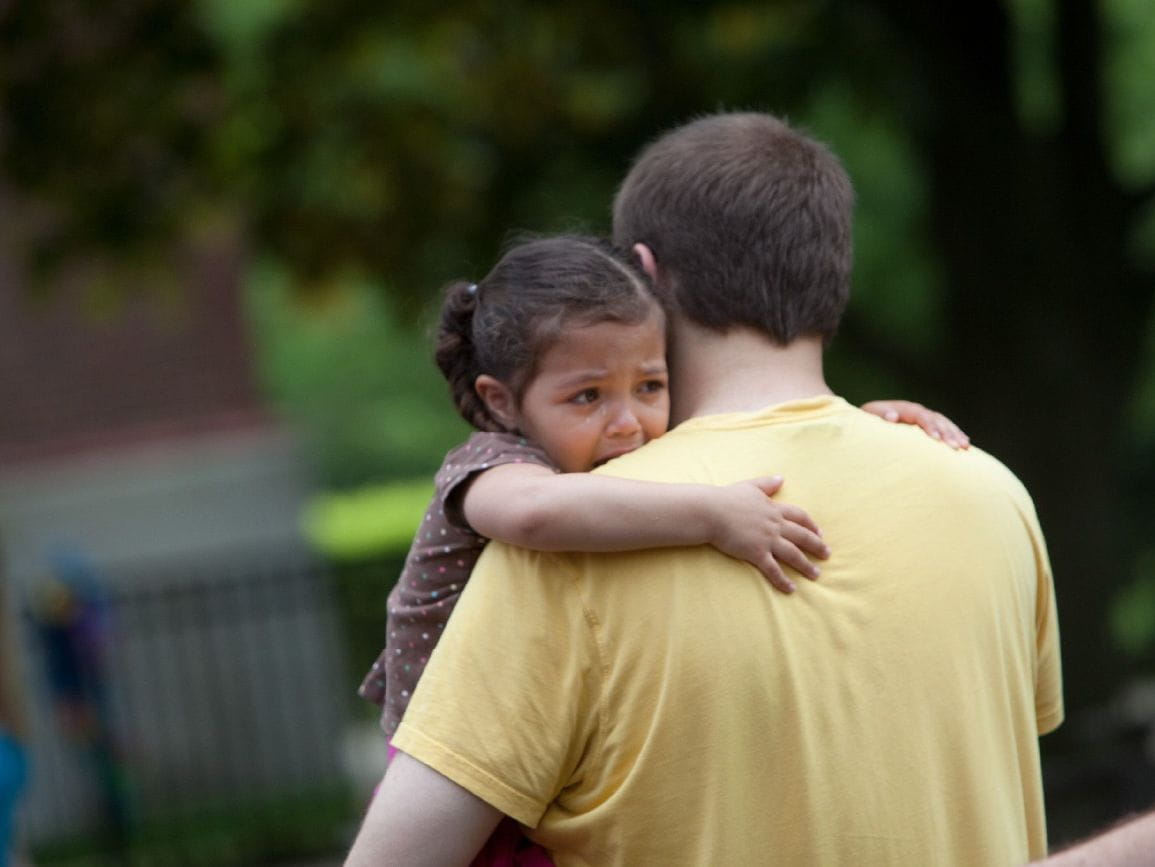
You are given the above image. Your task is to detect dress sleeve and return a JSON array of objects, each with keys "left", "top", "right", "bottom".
[
  {"left": 436, "top": 432, "right": 555, "bottom": 532},
  {"left": 390, "top": 543, "right": 601, "bottom": 827}
]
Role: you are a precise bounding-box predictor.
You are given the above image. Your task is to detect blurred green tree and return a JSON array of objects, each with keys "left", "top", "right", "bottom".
[
  {"left": 2, "top": 0, "right": 1153, "bottom": 737},
  {"left": 245, "top": 261, "right": 470, "bottom": 486}
]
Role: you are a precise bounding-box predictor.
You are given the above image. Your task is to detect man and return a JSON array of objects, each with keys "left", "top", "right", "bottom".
[{"left": 346, "top": 112, "right": 1063, "bottom": 865}]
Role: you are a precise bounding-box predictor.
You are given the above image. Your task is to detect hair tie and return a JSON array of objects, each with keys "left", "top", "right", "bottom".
[{"left": 466, "top": 283, "right": 478, "bottom": 296}]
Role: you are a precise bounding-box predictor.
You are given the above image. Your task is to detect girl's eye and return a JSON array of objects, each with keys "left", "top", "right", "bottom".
[
  {"left": 639, "top": 379, "right": 667, "bottom": 395},
  {"left": 572, "top": 388, "right": 599, "bottom": 405}
]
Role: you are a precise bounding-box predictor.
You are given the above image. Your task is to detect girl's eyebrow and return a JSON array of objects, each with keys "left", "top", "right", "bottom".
[
  {"left": 553, "top": 369, "right": 608, "bottom": 388},
  {"left": 553, "top": 361, "right": 668, "bottom": 389}
]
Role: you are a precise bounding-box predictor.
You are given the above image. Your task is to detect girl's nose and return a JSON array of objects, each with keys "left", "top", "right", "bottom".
[{"left": 606, "top": 402, "right": 641, "bottom": 437}]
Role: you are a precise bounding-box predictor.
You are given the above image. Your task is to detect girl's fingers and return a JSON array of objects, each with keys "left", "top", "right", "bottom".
[
  {"left": 777, "top": 505, "right": 822, "bottom": 537},
  {"left": 772, "top": 541, "right": 821, "bottom": 580},
  {"left": 749, "top": 475, "right": 785, "bottom": 496},
  {"left": 782, "top": 523, "right": 829, "bottom": 559},
  {"left": 931, "top": 414, "right": 970, "bottom": 449},
  {"left": 942, "top": 418, "right": 970, "bottom": 449},
  {"left": 863, "top": 400, "right": 972, "bottom": 450},
  {"left": 758, "top": 556, "right": 796, "bottom": 594}
]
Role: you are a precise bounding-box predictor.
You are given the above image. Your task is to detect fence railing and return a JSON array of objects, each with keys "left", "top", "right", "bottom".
[
  {"left": 16, "top": 548, "right": 1155, "bottom": 860},
  {"left": 19, "top": 551, "right": 402, "bottom": 867}
]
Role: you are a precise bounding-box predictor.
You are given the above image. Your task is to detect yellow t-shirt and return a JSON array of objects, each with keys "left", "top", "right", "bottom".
[{"left": 394, "top": 395, "right": 1063, "bottom": 866}]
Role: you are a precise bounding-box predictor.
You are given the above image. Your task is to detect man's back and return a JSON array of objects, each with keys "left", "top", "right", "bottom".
[{"left": 394, "top": 395, "right": 1062, "bottom": 865}]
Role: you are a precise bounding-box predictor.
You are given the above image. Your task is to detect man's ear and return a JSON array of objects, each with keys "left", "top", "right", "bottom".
[
  {"left": 633, "top": 243, "right": 661, "bottom": 283},
  {"left": 474, "top": 374, "right": 519, "bottom": 430}
]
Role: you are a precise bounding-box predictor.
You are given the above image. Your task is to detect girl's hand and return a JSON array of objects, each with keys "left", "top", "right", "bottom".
[
  {"left": 861, "top": 400, "right": 970, "bottom": 450},
  {"left": 708, "top": 476, "right": 829, "bottom": 594}
]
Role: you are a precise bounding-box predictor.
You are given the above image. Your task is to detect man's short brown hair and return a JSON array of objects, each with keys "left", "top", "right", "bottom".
[{"left": 612, "top": 112, "right": 854, "bottom": 344}]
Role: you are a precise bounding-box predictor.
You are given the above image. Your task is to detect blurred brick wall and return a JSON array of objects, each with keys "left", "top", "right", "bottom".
[{"left": 0, "top": 210, "right": 269, "bottom": 466}]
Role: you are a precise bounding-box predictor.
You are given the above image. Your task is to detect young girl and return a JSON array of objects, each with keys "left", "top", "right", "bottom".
[{"left": 358, "top": 234, "right": 966, "bottom": 864}]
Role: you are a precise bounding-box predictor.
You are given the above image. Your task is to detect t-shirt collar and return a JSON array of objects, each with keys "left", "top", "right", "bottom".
[{"left": 673, "top": 394, "right": 853, "bottom": 432}]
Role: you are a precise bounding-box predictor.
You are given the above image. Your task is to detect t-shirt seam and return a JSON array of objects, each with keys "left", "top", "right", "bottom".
[{"left": 566, "top": 556, "right": 611, "bottom": 779}]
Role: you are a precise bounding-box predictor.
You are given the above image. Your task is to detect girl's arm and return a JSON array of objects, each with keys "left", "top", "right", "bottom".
[
  {"left": 461, "top": 464, "right": 828, "bottom": 594},
  {"left": 861, "top": 399, "right": 970, "bottom": 449}
]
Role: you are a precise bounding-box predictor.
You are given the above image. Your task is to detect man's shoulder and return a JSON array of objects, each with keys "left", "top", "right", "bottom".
[
  {"left": 861, "top": 412, "right": 1035, "bottom": 492},
  {"left": 956, "top": 444, "right": 1040, "bottom": 521},
  {"left": 591, "top": 435, "right": 686, "bottom": 481},
  {"left": 470, "top": 536, "right": 578, "bottom": 581},
  {"left": 590, "top": 414, "right": 760, "bottom": 481},
  {"left": 861, "top": 417, "right": 1044, "bottom": 532},
  {"left": 957, "top": 443, "right": 1029, "bottom": 488}
]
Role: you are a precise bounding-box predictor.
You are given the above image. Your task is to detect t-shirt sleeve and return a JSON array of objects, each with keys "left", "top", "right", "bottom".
[
  {"left": 1031, "top": 526, "right": 1064, "bottom": 735},
  {"left": 436, "top": 432, "right": 555, "bottom": 533},
  {"left": 1011, "top": 486, "right": 1063, "bottom": 735},
  {"left": 390, "top": 542, "right": 601, "bottom": 827}
]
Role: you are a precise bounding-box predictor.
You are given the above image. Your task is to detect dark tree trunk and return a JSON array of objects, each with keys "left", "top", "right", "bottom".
[{"left": 879, "top": 0, "right": 1153, "bottom": 728}]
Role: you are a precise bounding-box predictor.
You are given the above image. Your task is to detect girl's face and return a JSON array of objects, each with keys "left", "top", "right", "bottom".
[{"left": 508, "top": 309, "right": 669, "bottom": 473}]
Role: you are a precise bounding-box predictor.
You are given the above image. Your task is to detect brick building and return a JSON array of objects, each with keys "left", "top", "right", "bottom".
[
  {"left": 0, "top": 192, "right": 349, "bottom": 854},
  {"left": 0, "top": 230, "right": 311, "bottom": 578}
]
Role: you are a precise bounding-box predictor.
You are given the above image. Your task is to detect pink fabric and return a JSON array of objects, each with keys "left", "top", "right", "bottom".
[
  {"left": 472, "top": 817, "right": 554, "bottom": 866},
  {"left": 381, "top": 744, "right": 554, "bottom": 866}
]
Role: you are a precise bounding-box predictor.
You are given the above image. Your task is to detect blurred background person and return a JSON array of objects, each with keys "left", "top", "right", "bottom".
[{"left": 0, "top": 560, "right": 31, "bottom": 867}]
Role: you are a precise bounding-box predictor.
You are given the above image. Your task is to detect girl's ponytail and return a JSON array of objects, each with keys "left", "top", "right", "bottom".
[{"left": 434, "top": 281, "right": 504, "bottom": 432}]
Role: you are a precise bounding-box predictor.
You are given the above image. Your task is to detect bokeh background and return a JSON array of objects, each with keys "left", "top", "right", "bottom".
[{"left": 1, "top": 0, "right": 1153, "bottom": 864}]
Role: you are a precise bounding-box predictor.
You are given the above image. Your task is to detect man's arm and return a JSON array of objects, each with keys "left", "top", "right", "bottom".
[
  {"left": 344, "top": 751, "right": 503, "bottom": 867},
  {"left": 1032, "top": 809, "right": 1155, "bottom": 866}
]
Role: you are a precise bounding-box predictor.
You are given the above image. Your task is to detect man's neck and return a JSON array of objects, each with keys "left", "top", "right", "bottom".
[{"left": 668, "top": 321, "right": 833, "bottom": 425}]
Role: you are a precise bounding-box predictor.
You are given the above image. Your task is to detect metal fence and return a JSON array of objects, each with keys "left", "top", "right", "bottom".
[
  {"left": 18, "top": 552, "right": 400, "bottom": 867},
  {"left": 16, "top": 548, "right": 1155, "bottom": 862}
]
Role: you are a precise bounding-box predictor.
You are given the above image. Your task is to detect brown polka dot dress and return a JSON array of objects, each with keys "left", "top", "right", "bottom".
[{"left": 358, "top": 431, "right": 554, "bottom": 739}]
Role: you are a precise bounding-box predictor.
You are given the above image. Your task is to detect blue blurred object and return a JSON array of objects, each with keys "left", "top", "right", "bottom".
[
  {"left": 0, "top": 730, "right": 28, "bottom": 867},
  {"left": 30, "top": 546, "right": 129, "bottom": 850},
  {"left": 35, "top": 547, "right": 111, "bottom": 729}
]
